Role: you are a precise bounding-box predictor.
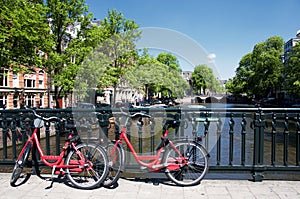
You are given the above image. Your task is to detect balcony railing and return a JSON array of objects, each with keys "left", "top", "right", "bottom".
[{"left": 0, "top": 107, "right": 300, "bottom": 181}]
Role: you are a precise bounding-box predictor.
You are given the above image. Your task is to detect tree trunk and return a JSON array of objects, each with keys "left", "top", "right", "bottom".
[
  {"left": 113, "top": 85, "right": 117, "bottom": 107},
  {"left": 145, "top": 84, "right": 149, "bottom": 102},
  {"left": 54, "top": 85, "right": 61, "bottom": 108}
]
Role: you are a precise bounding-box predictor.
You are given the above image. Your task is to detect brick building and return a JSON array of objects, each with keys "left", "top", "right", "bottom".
[{"left": 0, "top": 68, "right": 49, "bottom": 109}]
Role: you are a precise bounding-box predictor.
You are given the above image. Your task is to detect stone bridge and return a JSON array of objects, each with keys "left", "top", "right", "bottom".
[{"left": 194, "top": 95, "right": 227, "bottom": 103}]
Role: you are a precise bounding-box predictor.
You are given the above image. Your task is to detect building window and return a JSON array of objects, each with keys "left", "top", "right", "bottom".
[
  {"left": 39, "top": 94, "right": 43, "bottom": 108},
  {"left": 13, "top": 95, "right": 18, "bottom": 108},
  {"left": 39, "top": 70, "right": 44, "bottom": 88},
  {"left": 13, "top": 73, "right": 18, "bottom": 87},
  {"left": 39, "top": 80, "right": 43, "bottom": 88},
  {"left": 25, "top": 95, "right": 34, "bottom": 108},
  {"left": 24, "top": 79, "right": 36, "bottom": 88},
  {"left": 0, "top": 95, "right": 7, "bottom": 109},
  {"left": 0, "top": 70, "right": 8, "bottom": 87}
]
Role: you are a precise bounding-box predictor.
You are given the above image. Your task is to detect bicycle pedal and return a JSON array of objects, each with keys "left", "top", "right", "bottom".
[
  {"left": 54, "top": 169, "right": 65, "bottom": 176},
  {"left": 140, "top": 166, "right": 147, "bottom": 170}
]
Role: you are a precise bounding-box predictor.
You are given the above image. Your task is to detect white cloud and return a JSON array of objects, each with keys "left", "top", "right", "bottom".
[{"left": 207, "top": 53, "right": 216, "bottom": 63}]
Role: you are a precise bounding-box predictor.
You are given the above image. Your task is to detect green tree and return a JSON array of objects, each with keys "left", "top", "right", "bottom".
[
  {"left": 157, "top": 53, "right": 180, "bottom": 71},
  {"left": 124, "top": 50, "right": 188, "bottom": 99},
  {"left": 285, "top": 43, "right": 300, "bottom": 98},
  {"left": 226, "top": 53, "right": 254, "bottom": 96},
  {"left": 53, "top": 16, "right": 105, "bottom": 103},
  {"left": 44, "top": 0, "right": 98, "bottom": 107},
  {"left": 75, "top": 49, "right": 109, "bottom": 101},
  {"left": 192, "top": 64, "right": 221, "bottom": 95},
  {"left": 0, "top": 0, "right": 52, "bottom": 70},
  {"left": 227, "top": 36, "right": 284, "bottom": 99},
  {"left": 250, "top": 36, "right": 284, "bottom": 98},
  {"left": 97, "top": 9, "right": 141, "bottom": 105}
]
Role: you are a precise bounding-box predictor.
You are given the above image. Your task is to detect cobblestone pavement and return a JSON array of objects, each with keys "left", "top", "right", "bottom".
[{"left": 1, "top": 173, "right": 300, "bottom": 199}]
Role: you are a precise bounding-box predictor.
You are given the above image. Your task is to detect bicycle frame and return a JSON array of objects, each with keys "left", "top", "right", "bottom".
[
  {"left": 110, "top": 125, "right": 187, "bottom": 172},
  {"left": 25, "top": 125, "right": 89, "bottom": 174}
]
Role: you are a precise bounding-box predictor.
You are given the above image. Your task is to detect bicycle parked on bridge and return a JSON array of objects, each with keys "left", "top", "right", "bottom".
[
  {"left": 102, "top": 109, "right": 209, "bottom": 187},
  {"left": 10, "top": 109, "right": 109, "bottom": 189}
]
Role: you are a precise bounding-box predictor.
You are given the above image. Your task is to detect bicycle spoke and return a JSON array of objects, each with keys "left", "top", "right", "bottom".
[
  {"left": 164, "top": 141, "right": 208, "bottom": 186},
  {"left": 65, "top": 144, "right": 108, "bottom": 189}
]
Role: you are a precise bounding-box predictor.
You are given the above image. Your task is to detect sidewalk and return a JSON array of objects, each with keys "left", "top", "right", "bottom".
[{"left": 0, "top": 173, "right": 300, "bottom": 199}]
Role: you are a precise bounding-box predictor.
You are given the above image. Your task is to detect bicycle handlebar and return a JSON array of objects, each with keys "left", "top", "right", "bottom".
[
  {"left": 119, "top": 108, "right": 151, "bottom": 118},
  {"left": 30, "top": 109, "right": 63, "bottom": 122}
]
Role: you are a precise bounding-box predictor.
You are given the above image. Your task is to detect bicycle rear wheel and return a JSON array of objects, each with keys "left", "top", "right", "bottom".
[
  {"left": 164, "top": 140, "right": 208, "bottom": 186},
  {"left": 65, "top": 143, "right": 109, "bottom": 189},
  {"left": 103, "top": 143, "right": 123, "bottom": 188},
  {"left": 10, "top": 141, "right": 32, "bottom": 187}
]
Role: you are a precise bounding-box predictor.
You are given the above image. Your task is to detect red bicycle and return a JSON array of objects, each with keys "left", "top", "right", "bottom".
[
  {"left": 10, "top": 109, "right": 109, "bottom": 189},
  {"left": 103, "top": 110, "right": 209, "bottom": 187}
]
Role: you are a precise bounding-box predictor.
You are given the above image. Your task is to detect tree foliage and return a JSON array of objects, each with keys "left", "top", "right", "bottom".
[
  {"left": 156, "top": 53, "right": 180, "bottom": 71},
  {"left": 285, "top": 43, "right": 300, "bottom": 97},
  {"left": 225, "top": 53, "right": 253, "bottom": 96},
  {"left": 192, "top": 64, "right": 222, "bottom": 95},
  {"left": 95, "top": 9, "right": 141, "bottom": 105},
  {"left": 124, "top": 50, "right": 188, "bottom": 98},
  {"left": 44, "top": 0, "right": 97, "bottom": 107},
  {"left": 0, "top": 0, "right": 52, "bottom": 70},
  {"left": 227, "top": 36, "right": 284, "bottom": 99}
]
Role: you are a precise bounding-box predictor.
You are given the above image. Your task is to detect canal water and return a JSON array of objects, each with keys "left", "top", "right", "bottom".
[{"left": 190, "top": 103, "right": 298, "bottom": 166}]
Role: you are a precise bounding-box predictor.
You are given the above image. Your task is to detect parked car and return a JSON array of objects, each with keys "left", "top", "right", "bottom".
[
  {"left": 255, "top": 98, "right": 278, "bottom": 107},
  {"left": 292, "top": 104, "right": 300, "bottom": 108},
  {"left": 96, "top": 103, "right": 112, "bottom": 114},
  {"left": 77, "top": 102, "right": 96, "bottom": 109}
]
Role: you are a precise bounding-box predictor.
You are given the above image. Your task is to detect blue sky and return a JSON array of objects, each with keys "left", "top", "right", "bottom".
[{"left": 85, "top": 0, "right": 300, "bottom": 79}]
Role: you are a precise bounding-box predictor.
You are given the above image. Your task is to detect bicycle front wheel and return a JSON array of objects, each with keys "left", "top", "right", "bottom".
[
  {"left": 65, "top": 143, "right": 109, "bottom": 189},
  {"left": 164, "top": 141, "right": 208, "bottom": 186},
  {"left": 103, "top": 143, "right": 123, "bottom": 188},
  {"left": 10, "top": 141, "right": 32, "bottom": 187}
]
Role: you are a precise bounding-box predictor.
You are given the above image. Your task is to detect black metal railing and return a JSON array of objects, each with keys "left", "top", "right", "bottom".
[{"left": 0, "top": 107, "right": 300, "bottom": 181}]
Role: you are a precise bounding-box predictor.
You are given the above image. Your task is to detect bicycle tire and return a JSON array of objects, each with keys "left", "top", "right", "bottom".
[
  {"left": 65, "top": 143, "right": 109, "bottom": 189},
  {"left": 10, "top": 141, "right": 32, "bottom": 187},
  {"left": 163, "top": 140, "right": 208, "bottom": 186},
  {"left": 103, "top": 143, "right": 123, "bottom": 188}
]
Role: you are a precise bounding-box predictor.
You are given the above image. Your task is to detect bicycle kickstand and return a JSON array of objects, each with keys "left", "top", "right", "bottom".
[{"left": 51, "top": 165, "right": 56, "bottom": 180}]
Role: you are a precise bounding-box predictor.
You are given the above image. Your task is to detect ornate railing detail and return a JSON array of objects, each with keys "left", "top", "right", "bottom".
[{"left": 0, "top": 107, "right": 300, "bottom": 181}]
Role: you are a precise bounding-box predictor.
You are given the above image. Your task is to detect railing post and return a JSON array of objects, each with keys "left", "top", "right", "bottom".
[
  {"left": 1, "top": 117, "right": 8, "bottom": 160},
  {"left": 10, "top": 118, "right": 18, "bottom": 160},
  {"left": 283, "top": 113, "right": 289, "bottom": 166},
  {"left": 150, "top": 117, "right": 155, "bottom": 154},
  {"left": 126, "top": 118, "right": 132, "bottom": 164},
  {"left": 191, "top": 112, "right": 197, "bottom": 140},
  {"left": 204, "top": 112, "right": 210, "bottom": 150},
  {"left": 296, "top": 114, "right": 300, "bottom": 166},
  {"left": 54, "top": 121, "right": 62, "bottom": 156},
  {"left": 271, "top": 113, "right": 277, "bottom": 165},
  {"left": 44, "top": 121, "right": 51, "bottom": 155},
  {"left": 216, "top": 116, "right": 222, "bottom": 166},
  {"left": 252, "top": 108, "right": 265, "bottom": 182},
  {"left": 138, "top": 119, "right": 143, "bottom": 154},
  {"left": 228, "top": 113, "right": 235, "bottom": 165},
  {"left": 241, "top": 113, "right": 247, "bottom": 166}
]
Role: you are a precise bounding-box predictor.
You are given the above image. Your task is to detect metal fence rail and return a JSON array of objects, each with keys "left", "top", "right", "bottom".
[{"left": 0, "top": 107, "right": 300, "bottom": 181}]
